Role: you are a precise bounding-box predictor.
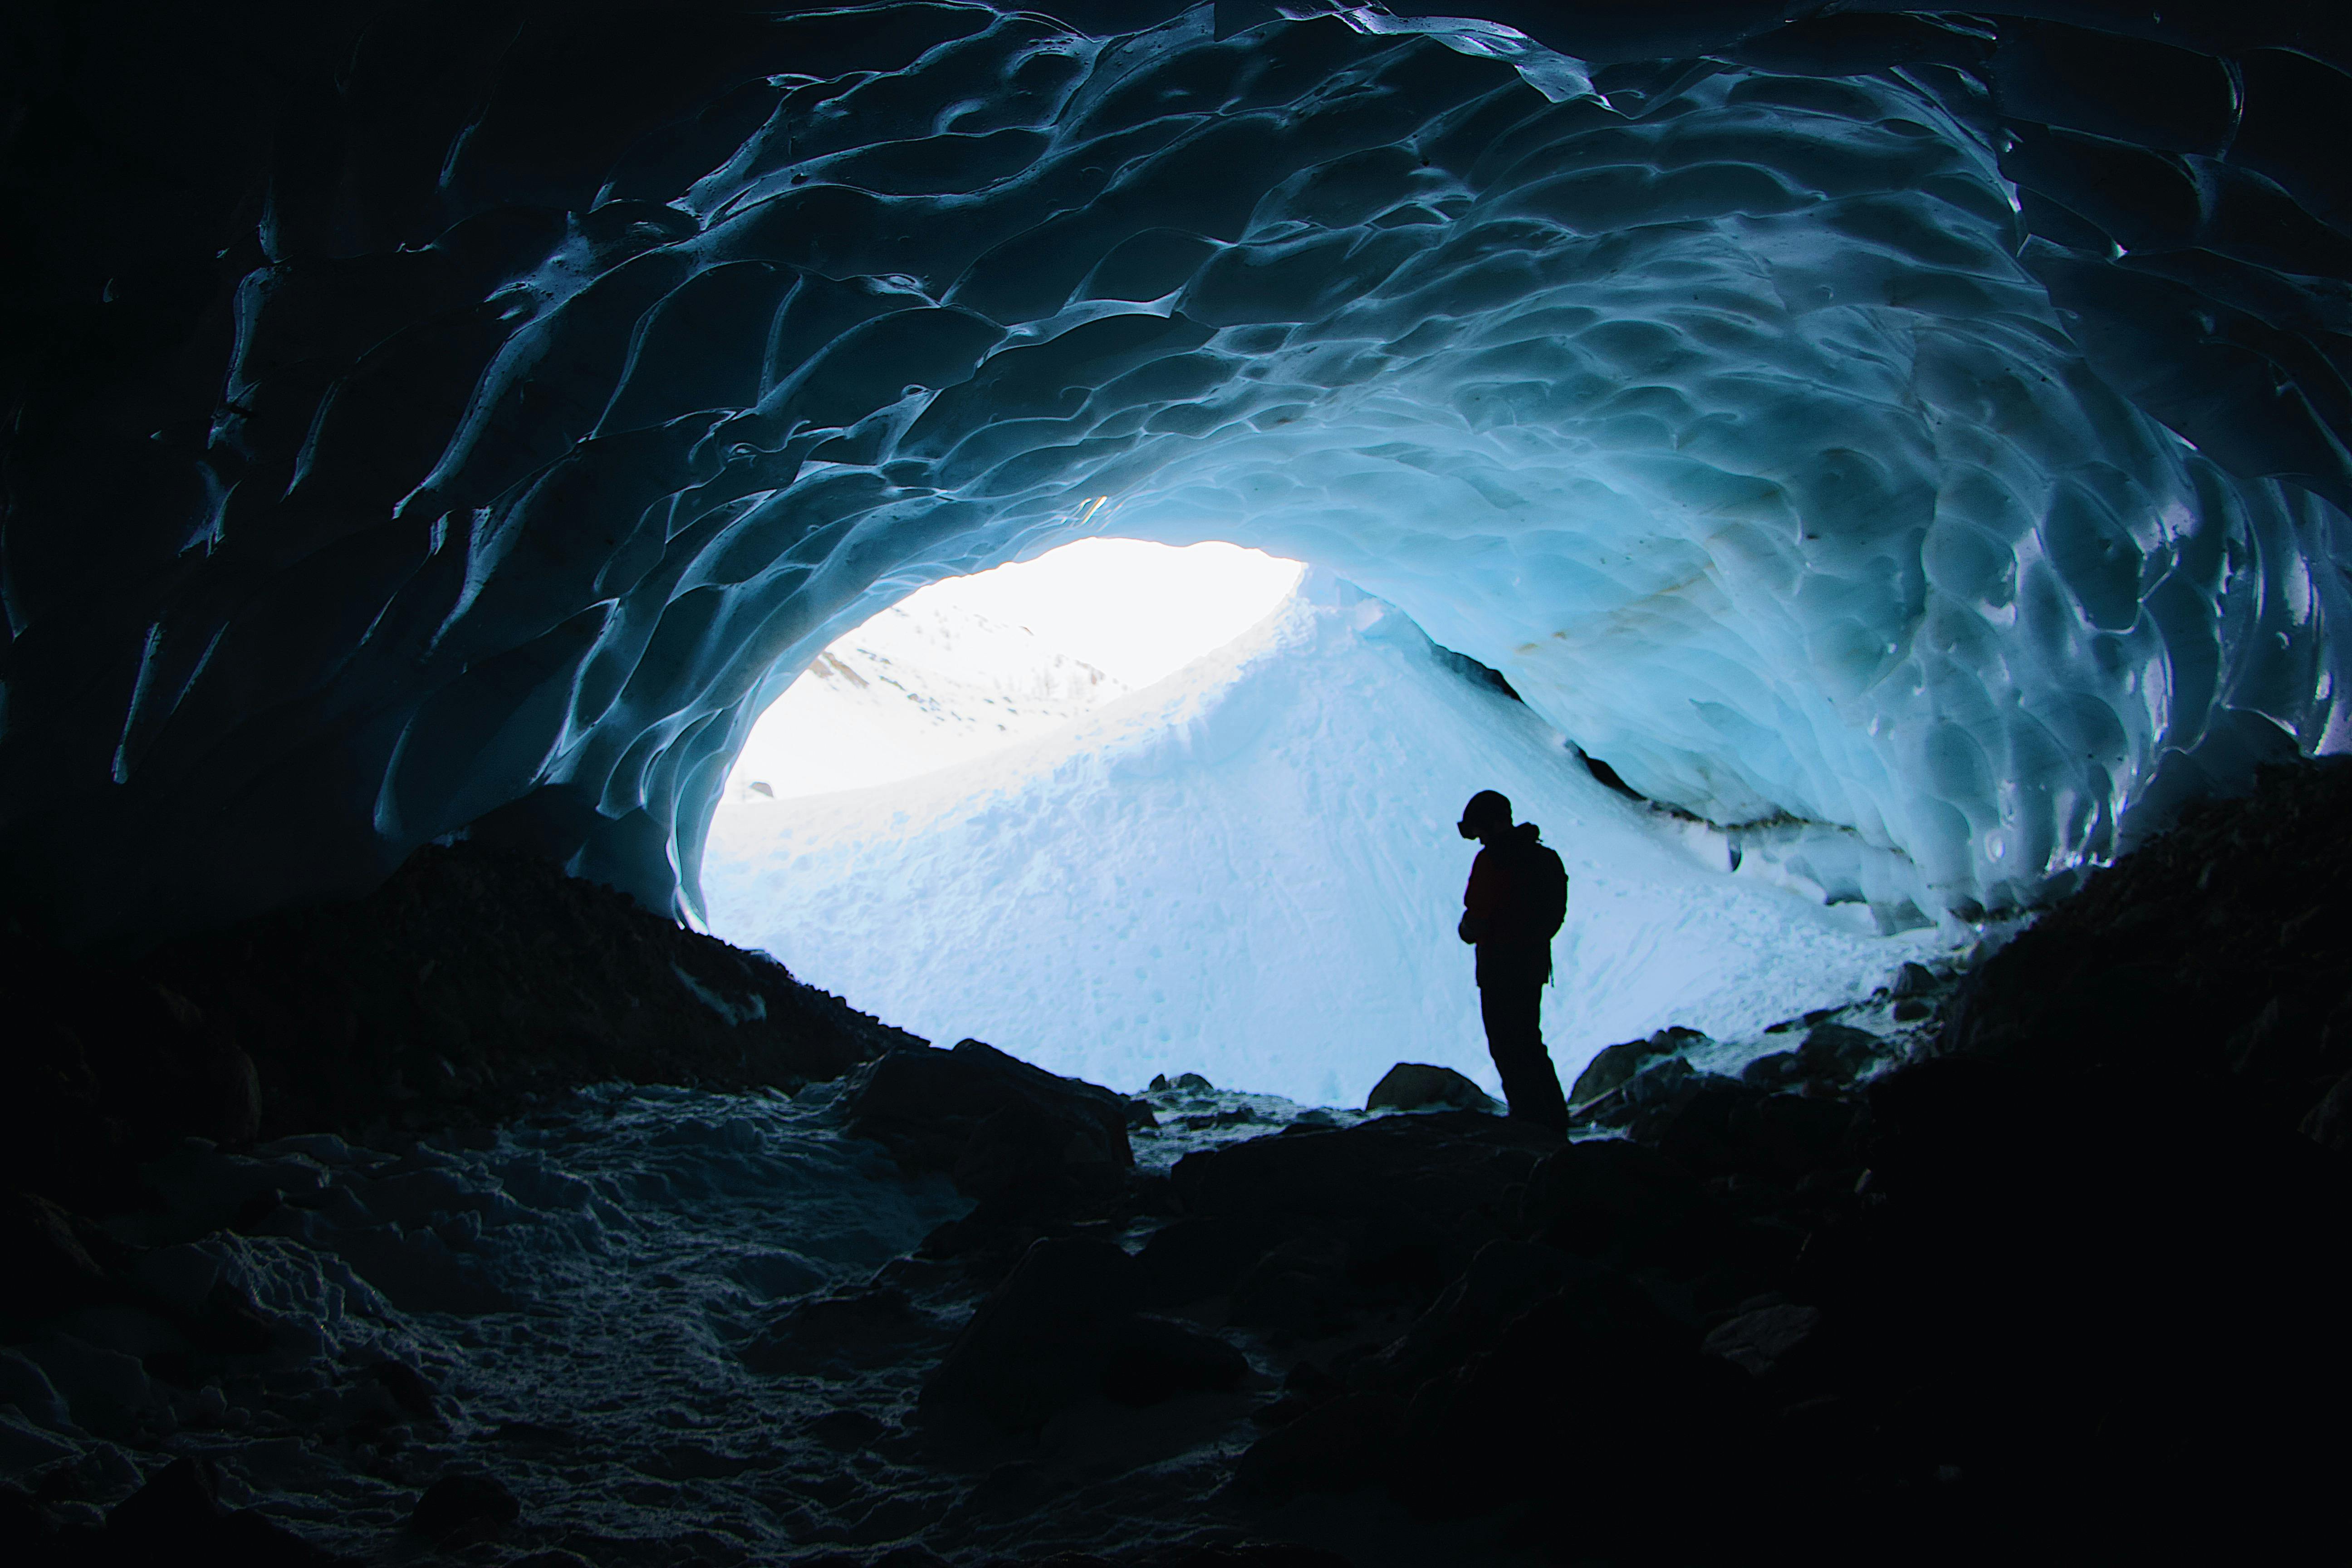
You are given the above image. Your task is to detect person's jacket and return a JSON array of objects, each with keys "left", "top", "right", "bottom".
[{"left": 1460, "top": 822, "right": 1563, "bottom": 987}]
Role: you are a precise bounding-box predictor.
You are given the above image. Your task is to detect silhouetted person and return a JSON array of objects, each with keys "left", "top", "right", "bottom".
[{"left": 1456, "top": 790, "right": 1570, "bottom": 1130}]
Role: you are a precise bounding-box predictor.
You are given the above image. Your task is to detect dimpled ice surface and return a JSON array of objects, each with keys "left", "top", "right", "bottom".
[{"left": 24, "top": 8, "right": 2350, "bottom": 946}]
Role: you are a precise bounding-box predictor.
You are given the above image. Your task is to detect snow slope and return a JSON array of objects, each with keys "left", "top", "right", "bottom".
[
  {"left": 724, "top": 601, "right": 1128, "bottom": 802},
  {"left": 703, "top": 576, "right": 1956, "bottom": 1106}
]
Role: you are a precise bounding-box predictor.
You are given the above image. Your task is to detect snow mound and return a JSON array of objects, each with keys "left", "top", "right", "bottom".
[
  {"left": 725, "top": 599, "right": 1127, "bottom": 800},
  {"left": 703, "top": 576, "right": 1953, "bottom": 1106}
]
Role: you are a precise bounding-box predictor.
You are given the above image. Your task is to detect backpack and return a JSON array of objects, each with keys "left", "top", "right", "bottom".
[{"left": 1525, "top": 841, "right": 1569, "bottom": 938}]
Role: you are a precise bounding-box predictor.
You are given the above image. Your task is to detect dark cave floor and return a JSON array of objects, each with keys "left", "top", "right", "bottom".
[{"left": 8, "top": 764, "right": 2352, "bottom": 1565}]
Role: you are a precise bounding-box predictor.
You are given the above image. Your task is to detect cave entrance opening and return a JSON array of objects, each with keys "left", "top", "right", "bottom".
[
  {"left": 717, "top": 539, "right": 1305, "bottom": 803},
  {"left": 696, "top": 538, "right": 1954, "bottom": 1111}
]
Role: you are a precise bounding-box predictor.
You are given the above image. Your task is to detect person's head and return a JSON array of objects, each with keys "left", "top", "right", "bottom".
[{"left": 1457, "top": 790, "right": 1513, "bottom": 843}]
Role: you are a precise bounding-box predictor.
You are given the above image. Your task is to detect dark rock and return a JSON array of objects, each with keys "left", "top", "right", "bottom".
[
  {"left": 1654, "top": 1080, "right": 1767, "bottom": 1174},
  {"left": 1232, "top": 1391, "right": 1406, "bottom": 1501},
  {"left": 108, "top": 1456, "right": 224, "bottom": 1540},
  {"left": 508, "top": 1553, "right": 597, "bottom": 1568},
  {"left": 1744, "top": 1092, "right": 1858, "bottom": 1176},
  {"left": 1568, "top": 1025, "right": 1705, "bottom": 1104},
  {"left": 110, "top": 1456, "right": 343, "bottom": 1565},
  {"left": 1227, "top": 1235, "right": 1353, "bottom": 1336},
  {"left": 1171, "top": 1110, "right": 1550, "bottom": 1245},
  {"left": 1891, "top": 996, "right": 1932, "bottom": 1022},
  {"left": 1134, "top": 1216, "right": 1264, "bottom": 1306},
  {"left": 1798, "top": 1023, "right": 1884, "bottom": 1080},
  {"left": 1364, "top": 1063, "right": 1497, "bottom": 1113},
  {"left": 1702, "top": 1302, "right": 1821, "bottom": 1376},
  {"left": 985, "top": 1547, "right": 1353, "bottom": 1567},
  {"left": 2225, "top": 996, "right": 2321, "bottom": 1082},
  {"left": 1520, "top": 1137, "right": 1729, "bottom": 1267},
  {"left": 3, "top": 844, "right": 912, "bottom": 1206},
  {"left": 1657, "top": 1087, "right": 1860, "bottom": 1181},
  {"left": 1740, "top": 1050, "right": 1799, "bottom": 1089},
  {"left": 1387, "top": 1278, "right": 1745, "bottom": 1524},
  {"left": 1617, "top": 1054, "right": 1698, "bottom": 1117},
  {"left": 1367, "top": 1238, "right": 1581, "bottom": 1388},
  {"left": 0, "top": 1191, "right": 113, "bottom": 1321},
  {"left": 368, "top": 1358, "right": 438, "bottom": 1421},
  {"left": 922, "top": 1237, "right": 1245, "bottom": 1429},
  {"left": 1893, "top": 960, "right": 1939, "bottom": 996},
  {"left": 868, "top": 1548, "right": 952, "bottom": 1568},
  {"left": 1101, "top": 1314, "right": 1251, "bottom": 1406},
  {"left": 2300, "top": 1068, "right": 2352, "bottom": 1151},
  {"left": 1941, "top": 762, "right": 2352, "bottom": 1112},
  {"left": 743, "top": 1284, "right": 941, "bottom": 1377},
  {"left": 848, "top": 1039, "right": 1134, "bottom": 1200},
  {"left": 804, "top": 1408, "right": 891, "bottom": 1450},
  {"left": 409, "top": 1471, "right": 519, "bottom": 1544}
]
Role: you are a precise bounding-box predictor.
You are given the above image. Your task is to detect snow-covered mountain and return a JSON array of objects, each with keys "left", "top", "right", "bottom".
[
  {"left": 724, "top": 602, "right": 1129, "bottom": 801},
  {"left": 704, "top": 574, "right": 1953, "bottom": 1106}
]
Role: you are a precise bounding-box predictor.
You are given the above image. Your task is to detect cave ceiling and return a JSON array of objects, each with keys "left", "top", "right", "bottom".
[{"left": 3, "top": 0, "right": 2350, "bottom": 943}]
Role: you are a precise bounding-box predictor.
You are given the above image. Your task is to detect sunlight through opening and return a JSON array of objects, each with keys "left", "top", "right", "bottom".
[{"left": 722, "top": 539, "right": 1304, "bottom": 801}]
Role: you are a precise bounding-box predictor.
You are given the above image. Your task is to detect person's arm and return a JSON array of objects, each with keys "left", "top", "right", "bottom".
[{"left": 1460, "top": 851, "right": 1498, "bottom": 943}]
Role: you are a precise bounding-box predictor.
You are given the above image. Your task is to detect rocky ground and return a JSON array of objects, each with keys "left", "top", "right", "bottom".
[
  {"left": 6, "top": 764, "right": 2352, "bottom": 1564},
  {"left": 3, "top": 843, "right": 920, "bottom": 1213}
]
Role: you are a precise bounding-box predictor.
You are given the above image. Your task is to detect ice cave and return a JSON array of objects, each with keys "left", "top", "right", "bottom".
[{"left": 5, "top": 2, "right": 2352, "bottom": 1564}]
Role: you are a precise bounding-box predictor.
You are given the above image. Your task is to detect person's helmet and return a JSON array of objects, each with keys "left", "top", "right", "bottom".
[{"left": 1457, "top": 790, "right": 1512, "bottom": 839}]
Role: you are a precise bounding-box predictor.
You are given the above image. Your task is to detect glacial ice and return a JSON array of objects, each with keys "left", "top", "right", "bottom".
[
  {"left": 8, "top": 5, "right": 2352, "bottom": 948},
  {"left": 703, "top": 573, "right": 1951, "bottom": 1106}
]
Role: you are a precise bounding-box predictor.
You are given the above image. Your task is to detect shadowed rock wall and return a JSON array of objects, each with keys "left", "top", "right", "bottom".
[
  {"left": 1, "top": 841, "right": 918, "bottom": 1211},
  {"left": 5, "top": 1, "right": 2352, "bottom": 945}
]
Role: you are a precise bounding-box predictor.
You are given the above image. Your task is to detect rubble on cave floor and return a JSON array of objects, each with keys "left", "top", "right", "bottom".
[{"left": 8, "top": 765, "right": 2352, "bottom": 1564}]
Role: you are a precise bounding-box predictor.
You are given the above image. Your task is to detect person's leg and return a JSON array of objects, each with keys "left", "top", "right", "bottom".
[{"left": 1480, "top": 980, "right": 1568, "bottom": 1130}]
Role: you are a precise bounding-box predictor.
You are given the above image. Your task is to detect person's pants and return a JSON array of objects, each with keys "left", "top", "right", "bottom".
[{"left": 1480, "top": 980, "right": 1568, "bottom": 1131}]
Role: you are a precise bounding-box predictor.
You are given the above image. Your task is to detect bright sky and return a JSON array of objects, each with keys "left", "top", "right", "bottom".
[{"left": 909, "top": 538, "right": 1303, "bottom": 688}]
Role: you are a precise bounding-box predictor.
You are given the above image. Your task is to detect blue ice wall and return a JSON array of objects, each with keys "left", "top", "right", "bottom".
[{"left": 3, "top": 4, "right": 2349, "bottom": 941}]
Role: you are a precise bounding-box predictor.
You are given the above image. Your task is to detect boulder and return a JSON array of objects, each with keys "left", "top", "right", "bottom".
[
  {"left": 1746, "top": 1092, "right": 1859, "bottom": 1175},
  {"left": 1365, "top": 1063, "right": 1498, "bottom": 1114},
  {"left": 1798, "top": 1023, "right": 1884, "bottom": 1081},
  {"left": 1134, "top": 1215, "right": 1265, "bottom": 1306},
  {"left": 1654, "top": 1081, "right": 1767, "bottom": 1174},
  {"left": 1171, "top": 1111, "right": 1548, "bottom": 1239},
  {"left": 1520, "top": 1137, "right": 1726, "bottom": 1266},
  {"left": 1227, "top": 1235, "right": 1353, "bottom": 1336},
  {"left": 848, "top": 1040, "right": 1134, "bottom": 1200},
  {"left": 1368, "top": 1239, "right": 1583, "bottom": 1388},
  {"left": 1101, "top": 1314, "right": 1251, "bottom": 1406},
  {"left": 921, "top": 1237, "right": 1245, "bottom": 1430},
  {"left": 1569, "top": 1025, "right": 1706, "bottom": 1104},
  {"left": 743, "top": 1284, "right": 942, "bottom": 1377},
  {"left": 1655, "top": 1083, "right": 1858, "bottom": 1179}
]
